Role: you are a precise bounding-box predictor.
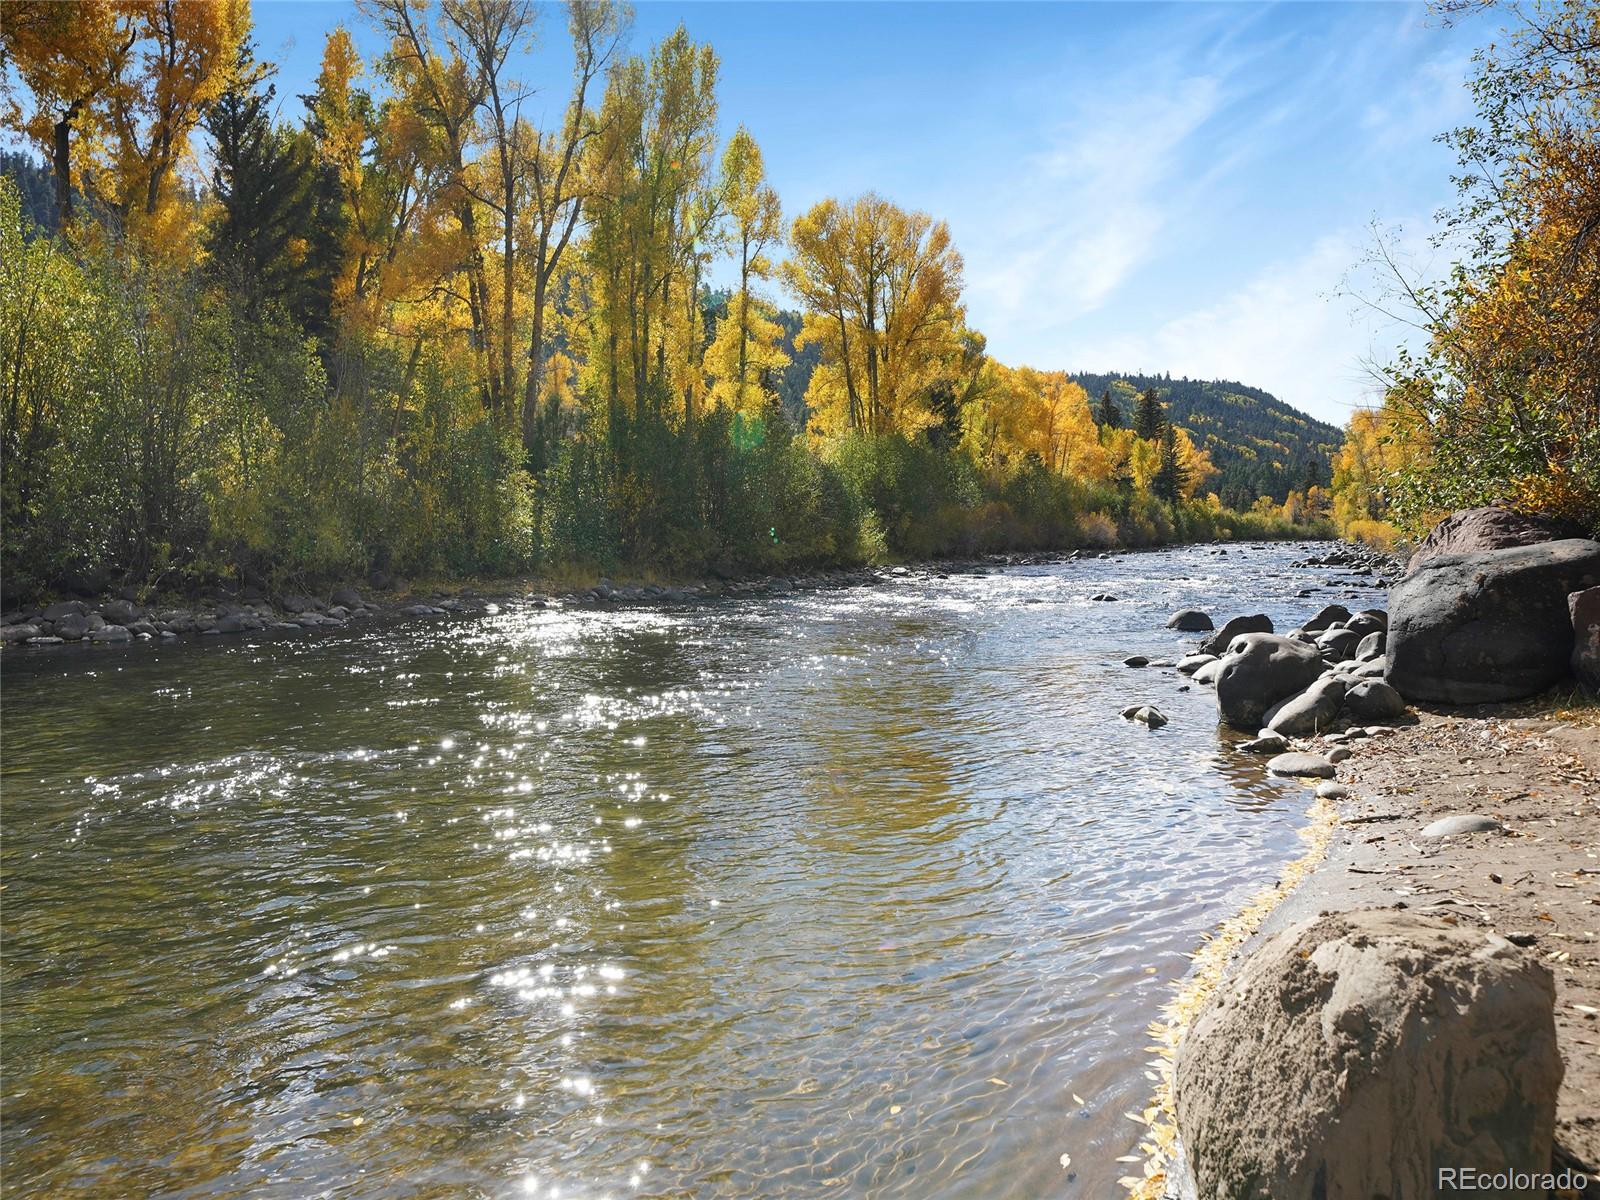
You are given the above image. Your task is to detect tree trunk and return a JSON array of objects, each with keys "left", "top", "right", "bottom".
[{"left": 51, "top": 105, "right": 79, "bottom": 228}]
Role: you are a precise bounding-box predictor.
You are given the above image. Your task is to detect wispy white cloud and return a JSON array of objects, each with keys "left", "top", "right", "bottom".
[
  {"left": 1077, "top": 226, "right": 1445, "bottom": 425},
  {"left": 959, "top": 69, "right": 1225, "bottom": 328}
]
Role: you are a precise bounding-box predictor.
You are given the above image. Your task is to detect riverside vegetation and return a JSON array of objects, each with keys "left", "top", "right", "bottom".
[
  {"left": 1324, "top": 0, "right": 1600, "bottom": 550},
  {"left": 0, "top": 0, "right": 1341, "bottom": 609}
]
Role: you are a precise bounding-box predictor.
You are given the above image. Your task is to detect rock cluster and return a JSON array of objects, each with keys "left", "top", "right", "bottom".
[{"left": 0, "top": 590, "right": 386, "bottom": 645}]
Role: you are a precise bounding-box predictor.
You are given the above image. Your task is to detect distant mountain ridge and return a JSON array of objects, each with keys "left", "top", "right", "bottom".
[{"left": 1070, "top": 371, "right": 1343, "bottom": 507}]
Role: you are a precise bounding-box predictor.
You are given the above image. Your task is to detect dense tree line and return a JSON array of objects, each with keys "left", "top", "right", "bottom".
[
  {"left": 0, "top": 0, "right": 1326, "bottom": 602},
  {"left": 1329, "top": 0, "right": 1599, "bottom": 547}
]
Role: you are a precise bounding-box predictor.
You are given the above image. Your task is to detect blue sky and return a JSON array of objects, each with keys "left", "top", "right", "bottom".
[{"left": 250, "top": 1, "right": 1493, "bottom": 424}]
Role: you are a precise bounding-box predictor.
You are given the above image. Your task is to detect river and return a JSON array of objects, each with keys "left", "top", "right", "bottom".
[{"left": 1, "top": 543, "right": 1366, "bottom": 1198}]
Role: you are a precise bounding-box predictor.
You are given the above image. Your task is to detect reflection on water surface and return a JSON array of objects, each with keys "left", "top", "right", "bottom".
[{"left": 2, "top": 545, "right": 1352, "bottom": 1197}]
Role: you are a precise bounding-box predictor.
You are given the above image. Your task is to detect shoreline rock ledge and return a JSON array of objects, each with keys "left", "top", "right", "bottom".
[{"left": 1175, "top": 909, "right": 1562, "bottom": 1199}]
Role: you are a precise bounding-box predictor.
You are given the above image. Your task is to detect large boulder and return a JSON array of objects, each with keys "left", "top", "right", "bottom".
[
  {"left": 1167, "top": 608, "right": 1214, "bottom": 632},
  {"left": 1214, "top": 633, "right": 1325, "bottom": 730},
  {"left": 1387, "top": 538, "right": 1600, "bottom": 704},
  {"left": 1407, "top": 505, "right": 1582, "bottom": 573},
  {"left": 1573, "top": 587, "right": 1600, "bottom": 692},
  {"left": 1200, "top": 613, "right": 1273, "bottom": 657},
  {"left": 1176, "top": 910, "right": 1562, "bottom": 1200},
  {"left": 1263, "top": 676, "right": 1347, "bottom": 736}
]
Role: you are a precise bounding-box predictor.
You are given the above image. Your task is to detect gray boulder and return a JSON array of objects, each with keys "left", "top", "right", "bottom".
[
  {"left": 1387, "top": 538, "right": 1600, "bottom": 703},
  {"left": 1214, "top": 633, "right": 1325, "bottom": 730},
  {"left": 1264, "top": 676, "right": 1347, "bottom": 736},
  {"left": 1266, "top": 751, "right": 1336, "bottom": 778},
  {"left": 1572, "top": 586, "right": 1600, "bottom": 692},
  {"left": 53, "top": 613, "right": 91, "bottom": 640},
  {"left": 1, "top": 623, "right": 41, "bottom": 643},
  {"left": 89, "top": 624, "right": 132, "bottom": 642},
  {"left": 100, "top": 598, "right": 141, "bottom": 625},
  {"left": 42, "top": 600, "right": 88, "bottom": 621},
  {"left": 1176, "top": 910, "right": 1561, "bottom": 1200},
  {"left": 1407, "top": 504, "right": 1580, "bottom": 573},
  {"left": 280, "top": 593, "right": 322, "bottom": 614},
  {"left": 331, "top": 586, "right": 364, "bottom": 609},
  {"left": 1344, "top": 610, "right": 1387, "bottom": 639},
  {"left": 1314, "top": 627, "right": 1362, "bottom": 661},
  {"left": 1355, "top": 630, "right": 1386, "bottom": 660},
  {"left": 1301, "top": 603, "right": 1351, "bottom": 634},
  {"left": 1200, "top": 613, "right": 1273, "bottom": 657},
  {"left": 1167, "top": 609, "right": 1214, "bottom": 631},
  {"left": 1192, "top": 659, "right": 1222, "bottom": 686},
  {"left": 1176, "top": 653, "right": 1216, "bottom": 675},
  {"left": 1240, "top": 731, "right": 1290, "bottom": 754},
  {"left": 1344, "top": 678, "right": 1406, "bottom": 722}
]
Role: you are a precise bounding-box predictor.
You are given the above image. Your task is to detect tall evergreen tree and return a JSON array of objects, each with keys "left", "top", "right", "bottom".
[
  {"left": 1096, "top": 388, "right": 1121, "bottom": 428},
  {"left": 1153, "top": 423, "right": 1189, "bottom": 504},
  {"left": 1134, "top": 387, "right": 1165, "bottom": 440},
  {"left": 205, "top": 57, "right": 341, "bottom": 337}
]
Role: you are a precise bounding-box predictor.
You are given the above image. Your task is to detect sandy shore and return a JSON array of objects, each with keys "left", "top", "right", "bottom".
[
  {"left": 1259, "top": 707, "right": 1600, "bottom": 1169},
  {"left": 1133, "top": 701, "right": 1600, "bottom": 1196}
]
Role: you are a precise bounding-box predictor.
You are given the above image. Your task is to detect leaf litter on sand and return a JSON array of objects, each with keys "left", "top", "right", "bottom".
[{"left": 1122, "top": 795, "right": 1341, "bottom": 1199}]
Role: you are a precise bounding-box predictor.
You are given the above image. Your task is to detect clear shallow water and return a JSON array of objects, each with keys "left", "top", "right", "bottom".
[{"left": 2, "top": 544, "right": 1364, "bottom": 1199}]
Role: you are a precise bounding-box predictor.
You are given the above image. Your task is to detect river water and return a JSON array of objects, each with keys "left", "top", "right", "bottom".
[{"left": 1, "top": 543, "right": 1364, "bottom": 1199}]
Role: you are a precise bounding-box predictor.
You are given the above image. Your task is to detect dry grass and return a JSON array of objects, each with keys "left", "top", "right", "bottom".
[{"left": 1121, "top": 793, "right": 1342, "bottom": 1197}]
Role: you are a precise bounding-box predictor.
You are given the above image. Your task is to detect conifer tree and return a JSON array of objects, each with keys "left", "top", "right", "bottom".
[
  {"left": 1153, "top": 423, "right": 1189, "bottom": 503},
  {"left": 1134, "top": 387, "right": 1165, "bottom": 440},
  {"left": 1096, "top": 389, "right": 1121, "bottom": 428}
]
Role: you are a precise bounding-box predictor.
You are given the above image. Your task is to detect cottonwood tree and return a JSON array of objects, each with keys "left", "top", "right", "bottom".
[{"left": 785, "top": 193, "right": 965, "bottom": 438}]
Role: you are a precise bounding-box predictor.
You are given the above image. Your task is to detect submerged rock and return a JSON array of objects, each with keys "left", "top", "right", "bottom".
[
  {"left": 1123, "top": 655, "right": 1149, "bottom": 668},
  {"left": 1176, "top": 910, "right": 1561, "bottom": 1200}
]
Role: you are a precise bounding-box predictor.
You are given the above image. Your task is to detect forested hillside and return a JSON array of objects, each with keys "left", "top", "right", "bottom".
[{"left": 1071, "top": 373, "right": 1342, "bottom": 509}]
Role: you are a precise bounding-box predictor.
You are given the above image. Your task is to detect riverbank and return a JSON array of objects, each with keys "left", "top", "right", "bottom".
[
  {"left": 1136, "top": 698, "right": 1600, "bottom": 1195},
  {"left": 1, "top": 538, "right": 1393, "bottom": 652}
]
